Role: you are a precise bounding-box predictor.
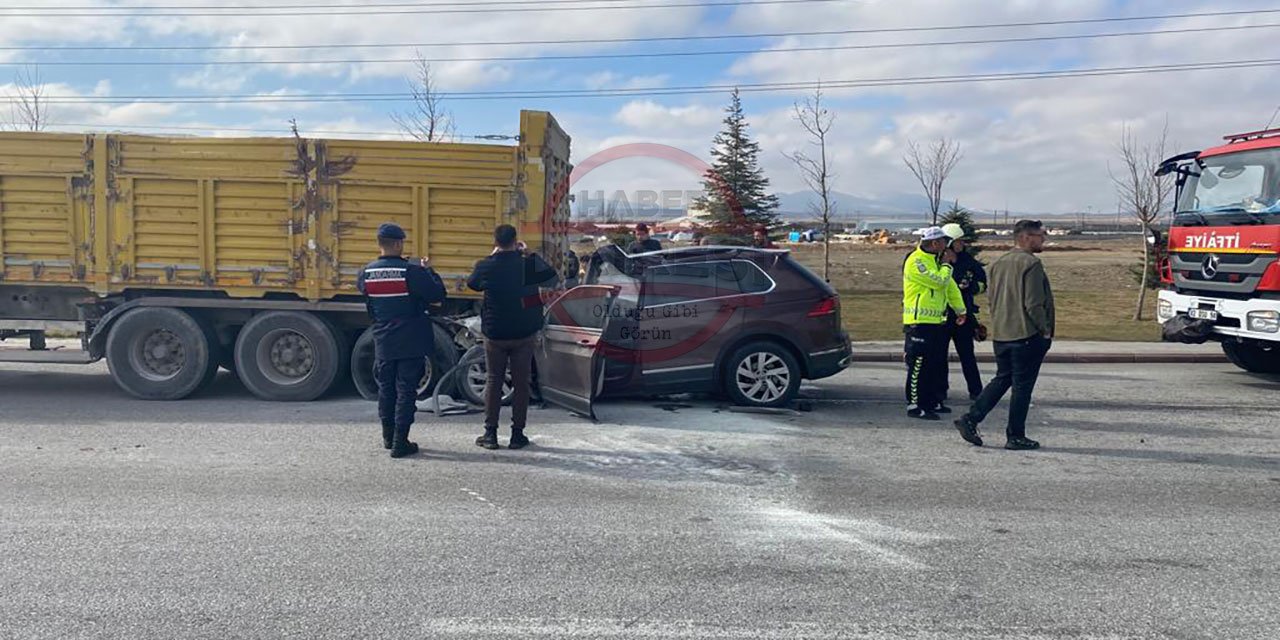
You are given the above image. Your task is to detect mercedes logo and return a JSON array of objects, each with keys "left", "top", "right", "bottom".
[{"left": 1201, "top": 254, "right": 1221, "bottom": 279}]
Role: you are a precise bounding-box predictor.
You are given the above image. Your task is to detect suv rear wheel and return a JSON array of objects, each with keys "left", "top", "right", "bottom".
[{"left": 723, "top": 341, "right": 801, "bottom": 408}]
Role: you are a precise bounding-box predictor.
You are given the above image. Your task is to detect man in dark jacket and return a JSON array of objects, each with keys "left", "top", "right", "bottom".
[
  {"left": 467, "top": 224, "right": 559, "bottom": 450},
  {"left": 941, "top": 223, "right": 988, "bottom": 400},
  {"left": 954, "top": 220, "right": 1054, "bottom": 451},
  {"left": 357, "top": 223, "right": 448, "bottom": 458},
  {"left": 626, "top": 223, "right": 662, "bottom": 253}
]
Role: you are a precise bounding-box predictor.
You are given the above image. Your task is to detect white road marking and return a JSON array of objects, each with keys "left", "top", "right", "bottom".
[{"left": 755, "top": 507, "right": 948, "bottom": 570}]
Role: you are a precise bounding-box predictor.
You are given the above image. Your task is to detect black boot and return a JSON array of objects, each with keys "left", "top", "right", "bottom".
[
  {"left": 475, "top": 427, "right": 499, "bottom": 450},
  {"left": 907, "top": 407, "right": 940, "bottom": 421},
  {"left": 389, "top": 424, "right": 419, "bottom": 458},
  {"left": 508, "top": 427, "right": 530, "bottom": 450},
  {"left": 381, "top": 422, "right": 394, "bottom": 450}
]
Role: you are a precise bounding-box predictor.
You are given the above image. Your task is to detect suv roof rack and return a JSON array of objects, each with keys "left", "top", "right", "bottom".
[{"left": 1223, "top": 127, "right": 1280, "bottom": 143}]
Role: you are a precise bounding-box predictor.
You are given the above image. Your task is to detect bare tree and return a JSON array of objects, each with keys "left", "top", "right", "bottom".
[
  {"left": 390, "top": 53, "right": 455, "bottom": 142},
  {"left": 6, "top": 66, "right": 52, "bottom": 131},
  {"left": 903, "top": 136, "right": 963, "bottom": 225},
  {"left": 786, "top": 85, "right": 837, "bottom": 281},
  {"left": 1111, "top": 121, "right": 1173, "bottom": 321}
]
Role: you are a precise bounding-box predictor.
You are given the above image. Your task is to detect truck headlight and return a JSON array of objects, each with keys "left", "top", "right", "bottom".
[
  {"left": 1157, "top": 299, "right": 1174, "bottom": 321},
  {"left": 1247, "top": 310, "right": 1280, "bottom": 333}
]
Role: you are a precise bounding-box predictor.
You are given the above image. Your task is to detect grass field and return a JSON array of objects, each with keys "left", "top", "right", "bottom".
[{"left": 784, "top": 239, "right": 1160, "bottom": 341}]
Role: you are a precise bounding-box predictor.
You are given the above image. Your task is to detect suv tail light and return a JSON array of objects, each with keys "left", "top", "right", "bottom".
[{"left": 808, "top": 296, "right": 839, "bottom": 317}]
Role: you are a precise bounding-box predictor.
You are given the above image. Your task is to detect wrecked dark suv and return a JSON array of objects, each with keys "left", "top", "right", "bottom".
[{"left": 533, "top": 245, "right": 852, "bottom": 417}]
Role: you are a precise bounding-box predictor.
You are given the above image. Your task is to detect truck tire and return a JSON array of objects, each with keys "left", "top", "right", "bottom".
[
  {"left": 1221, "top": 340, "right": 1280, "bottom": 374},
  {"left": 351, "top": 328, "right": 379, "bottom": 401},
  {"left": 105, "top": 307, "right": 219, "bottom": 400},
  {"left": 419, "top": 323, "right": 461, "bottom": 400},
  {"left": 234, "top": 311, "right": 348, "bottom": 401},
  {"left": 722, "top": 341, "right": 802, "bottom": 408},
  {"left": 350, "top": 324, "right": 460, "bottom": 402}
]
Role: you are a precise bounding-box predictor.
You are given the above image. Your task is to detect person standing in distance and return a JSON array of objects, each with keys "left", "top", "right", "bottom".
[
  {"left": 627, "top": 223, "right": 662, "bottom": 253},
  {"left": 357, "top": 223, "right": 447, "bottom": 458},
  {"left": 941, "top": 222, "right": 988, "bottom": 401},
  {"left": 902, "top": 226, "right": 968, "bottom": 420},
  {"left": 562, "top": 248, "right": 581, "bottom": 289},
  {"left": 752, "top": 225, "right": 778, "bottom": 249},
  {"left": 954, "top": 220, "right": 1054, "bottom": 450},
  {"left": 467, "top": 224, "right": 559, "bottom": 450}
]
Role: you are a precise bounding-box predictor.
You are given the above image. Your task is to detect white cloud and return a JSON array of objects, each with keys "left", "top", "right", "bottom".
[
  {"left": 614, "top": 100, "right": 720, "bottom": 132},
  {"left": 584, "top": 72, "right": 671, "bottom": 90}
]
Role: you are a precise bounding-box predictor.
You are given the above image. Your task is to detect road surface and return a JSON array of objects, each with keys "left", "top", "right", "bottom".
[{"left": 1, "top": 360, "right": 1278, "bottom": 639}]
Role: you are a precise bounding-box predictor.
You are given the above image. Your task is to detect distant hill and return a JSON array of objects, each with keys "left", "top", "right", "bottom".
[{"left": 775, "top": 190, "right": 936, "bottom": 220}]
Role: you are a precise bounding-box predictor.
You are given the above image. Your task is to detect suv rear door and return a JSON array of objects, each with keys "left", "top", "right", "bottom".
[
  {"left": 536, "top": 284, "right": 619, "bottom": 419},
  {"left": 632, "top": 259, "right": 764, "bottom": 391}
]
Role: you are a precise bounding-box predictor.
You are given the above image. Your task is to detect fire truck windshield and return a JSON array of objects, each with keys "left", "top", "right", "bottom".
[{"left": 1177, "top": 147, "right": 1280, "bottom": 222}]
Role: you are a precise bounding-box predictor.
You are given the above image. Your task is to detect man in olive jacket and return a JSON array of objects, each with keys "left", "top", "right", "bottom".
[{"left": 955, "top": 219, "right": 1055, "bottom": 450}]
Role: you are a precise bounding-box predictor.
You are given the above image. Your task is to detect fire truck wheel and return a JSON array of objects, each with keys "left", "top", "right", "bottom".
[{"left": 1221, "top": 340, "right": 1280, "bottom": 374}]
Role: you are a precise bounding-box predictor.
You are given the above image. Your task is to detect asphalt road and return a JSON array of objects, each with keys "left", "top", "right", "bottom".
[{"left": 2, "top": 359, "right": 1279, "bottom": 639}]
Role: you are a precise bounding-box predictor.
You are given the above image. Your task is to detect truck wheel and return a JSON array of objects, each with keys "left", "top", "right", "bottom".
[
  {"left": 349, "top": 324, "right": 459, "bottom": 402},
  {"left": 1221, "top": 340, "right": 1280, "bottom": 374},
  {"left": 722, "top": 341, "right": 801, "bottom": 408},
  {"left": 234, "top": 312, "right": 348, "bottom": 401},
  {"left": 417, "top": 323, "right": 460, "bottom": 400},
  {"left": 105, "top": 307, "right": 218, "bottom": 400},
  {"left": 351, "top": 328, "right": 379, "bottom": 401}
]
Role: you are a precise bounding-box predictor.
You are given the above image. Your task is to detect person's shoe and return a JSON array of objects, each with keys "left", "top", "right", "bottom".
[
  {"left": 1005, "top": 437, "right": 1041, "bottom": 451},
  {"left": 954, "top": 416, "right": 983, "bottom": 447},
  {"left": 381, "top": 423, "right": 394, "bottom": 450},
  {"left": 389, "top": 440, "right": 419, "bottom": 458},
  {"left": 508, "top": 428, "right": 531, "bottom": 450},
  {"left": 474, "top": 428, "right": 499, "bottom": 450},
  {"left": 907, "top": 408, "right": 940, "bottom": 421},
  {"left": 932, "top": 404, "right": 953, "bottom": 414},
  {"left": 968, "top": 392, "right": 981, "bottom": 402}
]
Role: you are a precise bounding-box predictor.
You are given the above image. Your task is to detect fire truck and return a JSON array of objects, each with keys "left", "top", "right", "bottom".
[{"left": 1156, "top": 128, "right": 1280, "bottom": 373}]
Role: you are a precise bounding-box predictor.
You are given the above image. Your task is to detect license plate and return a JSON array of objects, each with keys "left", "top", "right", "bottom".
[{"left": 1189, "top": 308, "right": 1219, "bottom": 321}]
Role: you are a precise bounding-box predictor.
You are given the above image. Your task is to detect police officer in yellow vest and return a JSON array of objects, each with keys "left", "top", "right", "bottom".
[{"left": 903, "top": 226, "right": 968, "bottom": 420}]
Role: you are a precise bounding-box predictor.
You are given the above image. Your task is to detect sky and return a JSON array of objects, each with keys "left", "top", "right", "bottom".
[{"left": 2, "top": 0, "right": 1279, "bottom": 216}]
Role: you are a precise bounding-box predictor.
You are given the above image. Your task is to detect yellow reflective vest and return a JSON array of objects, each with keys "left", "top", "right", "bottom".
[{"left": 902, "top": 246, "right": 966, "bottom": 325}]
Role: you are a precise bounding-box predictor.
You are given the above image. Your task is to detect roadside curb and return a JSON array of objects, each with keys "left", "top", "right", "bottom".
[{"left": 849, "top": 352, "right": 1227, "bottom": 364}]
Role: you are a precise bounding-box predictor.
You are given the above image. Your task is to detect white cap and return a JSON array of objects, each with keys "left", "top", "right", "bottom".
[
  {"left": 941, "top": 223, "right": 966, "bottom": 240},
  {"left": 920, "top": 226, "right": 947, "bottom": 241}
]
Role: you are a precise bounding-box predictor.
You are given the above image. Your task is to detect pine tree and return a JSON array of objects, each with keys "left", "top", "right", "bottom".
[
  {"left": 939, "top": 200, "right": 983, "bottom": 260},
  {"left": 692, "top": 89, "right": 780, "bottom": 237}
]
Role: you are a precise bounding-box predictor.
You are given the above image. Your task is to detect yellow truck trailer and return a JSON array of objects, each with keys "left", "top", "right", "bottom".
[{"left": 0, "top": 110, "right": 572, "bottom": 400}]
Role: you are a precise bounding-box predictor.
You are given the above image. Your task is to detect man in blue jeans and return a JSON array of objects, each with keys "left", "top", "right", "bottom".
[{"left": 955, "top": 220, "right": 1055, "bottom": 451}]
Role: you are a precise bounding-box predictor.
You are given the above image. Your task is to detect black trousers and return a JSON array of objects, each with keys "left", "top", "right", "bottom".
[
  {"left": 948, "top": 320, "right": 984, "bottom": 399},
  {"left": 964, "top": 336, "right": 1051, "bottom": 439},
  {"left": 376, "top": 357, "right": 426, "bottom": 432},
  {"left": 904, "top": 324, "right": 949, "bottom": 411}
]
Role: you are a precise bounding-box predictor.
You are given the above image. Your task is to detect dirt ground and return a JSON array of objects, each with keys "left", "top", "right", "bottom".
[{"left": 571, "top": 235, "right": 1160, "bottom": 342}]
